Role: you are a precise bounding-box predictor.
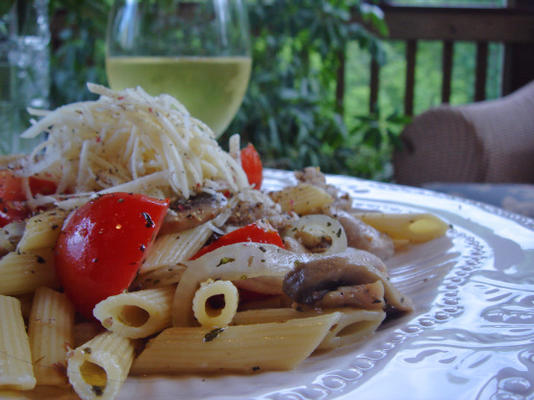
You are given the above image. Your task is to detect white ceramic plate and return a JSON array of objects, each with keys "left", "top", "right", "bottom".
[{"left": 12, "top": 169, "right": 534, "bottom": 400}]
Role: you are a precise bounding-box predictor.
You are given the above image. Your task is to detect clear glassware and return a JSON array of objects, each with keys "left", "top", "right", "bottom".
[
  {"left": 106, "top": 0, "right": 251, "bottom": 138},
  {"left": 0, "top": 0, "right": 49, "bottom": 155}
]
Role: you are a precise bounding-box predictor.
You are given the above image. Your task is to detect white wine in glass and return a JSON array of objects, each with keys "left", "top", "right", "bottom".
[{"left": 106, "top": 0, "right": 251, "bottom": 137}]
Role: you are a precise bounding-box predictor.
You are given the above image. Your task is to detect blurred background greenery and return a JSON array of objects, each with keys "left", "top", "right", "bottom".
[{"left": 47, "top": 0, "right": 505, "bottom": 181}]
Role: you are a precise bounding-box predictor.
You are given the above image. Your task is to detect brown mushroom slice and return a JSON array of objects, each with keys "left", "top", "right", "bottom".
[
  {"left": 232, "top": 276, "right": 284, "bottom": 296},
  {"left": 282, "top": 248, "right": 413, "bottom": 313}
]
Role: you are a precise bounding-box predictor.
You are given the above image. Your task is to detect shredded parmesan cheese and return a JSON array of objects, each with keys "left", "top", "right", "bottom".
[{"left": 19, "top": 84, "right": 250, "bottom": 200}]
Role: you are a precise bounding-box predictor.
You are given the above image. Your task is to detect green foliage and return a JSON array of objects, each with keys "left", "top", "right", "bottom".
[
  {"left": 223, "top": 0, "right": 403, "bottom": 180},
  {"left": 346, "top": 110, "right": 410, "bottom": 180},
  {"left": 48, "top": 0, "right": 112, "bottom": 106}
]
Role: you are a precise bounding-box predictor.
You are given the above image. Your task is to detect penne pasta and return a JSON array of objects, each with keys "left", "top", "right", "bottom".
[
  {"left": 0, "top": 221, "right": 25, "bottom": 255},
  {"left": 318, "top": 308, "right": 385, "bottom": 350},
  {"left": 140, "top": 223, "right": 214, "bottom": 274},
  {"left": 269, "top": 183, "right": 333, "bottom": 214},
  {"left": 192, "top": 280, "right": 238, "bottom": 327},
  {"left": 356, "top": 212, "right": 449, "bottom": 243},
  {"left": 232, "top": 308, "right": 386, "bottom": 350},
  {"left": 28, "top": 287, "right": 75, "bottom": 386},
  {"left": 131, "top": 313, "right": 339, "bottom": 375},
  {"left": 67, "top": 332, "right": 134, "bottom": 400},
  {"left": 16, "top": 209, "right": 68, "bottom": 253},
  {"left": 0, "top": 248, "right": 57, "bottom": 296},
  {"left": 93, "top": 286, "right": 174, "bottom": 339},
  {"left": 132, "top": 263, "right": 186, "bottom": 290},
  {"left": 0, "top": 295, "right": 36, "bottom": 390}
]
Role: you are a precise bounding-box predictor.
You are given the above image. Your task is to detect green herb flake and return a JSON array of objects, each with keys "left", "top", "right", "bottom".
[
  {"left": 204, "top": 327, "right": 225, "bottom": 342},
  {"left": 216, "top": 257, "right": 235, "bottom": 267}
]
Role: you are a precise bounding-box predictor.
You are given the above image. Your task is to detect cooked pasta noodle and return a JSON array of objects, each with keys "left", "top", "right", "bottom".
[
  {"left": 0, "top": 295, "right": 36, "bottom": 390},
  {"left": 67, "top": 332, "right": 134, "bottom": 400},
  {"left": 28, "top": 287, "right": 74, "bottom": 386},
  {"left": 93, "top": 286, "right": 174, "bottom": 339},
  {"left": 140, "top": 223, "right": 216, "bottom": 274},
  {"left": 192, "top": 280, "right": 239, "bottom": 327},
  {"left": 0, "top": 248, "right": 57, "bottom": 296},
  {"left": 131, "top": 313, "right": 339, "bottom": 374},
  {"left": 16, "top": 209, "right": 67, "bottom": 252},
  {"left": 356, "top": 212, "right": 449, "bottom": 243},
  {"left": 232, "top": 307, "right": 386, "bottom": 350},
  {"left": 269, "top": 183, "right": 333, "bottom": 214}
]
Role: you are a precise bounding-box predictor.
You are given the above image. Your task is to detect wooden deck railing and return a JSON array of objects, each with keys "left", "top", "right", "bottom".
[{"left": 343, "top": 2, "right": 534, "bottom": 116}]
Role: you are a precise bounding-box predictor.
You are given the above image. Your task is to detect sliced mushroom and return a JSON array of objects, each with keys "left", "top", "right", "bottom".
[
  {"left": 232, "top": 276, "right": 284, "bottom": 296},
  {"left": 282, "top": 248, "right": 412, "bottom": 313}
]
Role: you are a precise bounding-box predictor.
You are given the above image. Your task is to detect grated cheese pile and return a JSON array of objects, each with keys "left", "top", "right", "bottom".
[{"left": 19, "top": 84, "right": 249, "bottom": 200}]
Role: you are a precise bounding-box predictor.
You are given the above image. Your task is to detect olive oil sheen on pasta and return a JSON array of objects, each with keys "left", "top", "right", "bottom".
[{"left": 106, "top": 56, "right": 252, "bottom": 136}]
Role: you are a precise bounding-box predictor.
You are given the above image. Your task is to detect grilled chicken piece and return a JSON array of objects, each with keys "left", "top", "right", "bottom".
[
  {"left": 332, "top": 209, "right": 395, "bottom": 260},
  {"left": 282, "top": 248, "right": 412, "bottom": 313},
  {"left": 226, "top": 189, "right": 297, "bottom": 231},
  {"left": 159, "top": 193, "right": 227, "bottom": 234},
  {"left": 316, "top": 281, "right": 385, "bottom": 310},
  {"left": 295, "top": 167, "right": 352, "bottom": 211}
]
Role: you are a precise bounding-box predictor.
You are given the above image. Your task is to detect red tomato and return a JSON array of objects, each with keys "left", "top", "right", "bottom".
[
  {"left": 28, "top": 176, "right": 58, "bottom": 197},
  {"left": 191, "top": 221, "right": 284, "bottom": 260},
  {"left": 0, "top": 200, "right": 28, "bottom": 227},
  {"left": 0, "top": 170, "right": 58, "bottom": 227},
  {"left": 55, "top": 192, "right": 169, "bottom": 319},
  {"left": 0, "top": 170, "right": 57, "bottom": 200},
  {"left": 240, "top": 143, "right": 262, "bottom": 190}
]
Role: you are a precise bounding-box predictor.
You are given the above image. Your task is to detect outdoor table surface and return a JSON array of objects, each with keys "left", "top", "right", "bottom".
[{"left": 422, "top": 182, "right": 534, "bottom": 219}]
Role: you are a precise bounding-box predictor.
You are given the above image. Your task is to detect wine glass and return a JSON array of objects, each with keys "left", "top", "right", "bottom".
[{"left": 106, "top": 0, "right": 251, "bottom": 138}]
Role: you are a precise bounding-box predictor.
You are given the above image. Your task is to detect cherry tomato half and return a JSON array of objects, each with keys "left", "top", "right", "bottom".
[
  {"left": 0, "top": 170, "right": 58, "bottom": 227},
  {"left": 240, "top": 143, "right": 262, "bottom": 190},
  {"left": 55, "top": 192, "right": 169, "bottom": 319},
  {"left": 191, "top": 221, "right": 284, "bottom": 260}
]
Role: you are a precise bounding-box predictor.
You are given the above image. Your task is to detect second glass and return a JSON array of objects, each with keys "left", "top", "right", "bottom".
[{"left": 106, "top": 0, "right": 251, "bottom": 137}]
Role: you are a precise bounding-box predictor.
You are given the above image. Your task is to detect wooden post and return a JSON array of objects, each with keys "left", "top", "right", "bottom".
[
  {"left": 441, "top": 40, "right": 453, "bottom": 104},
  {"left": 503, "top": 0, "right": 534, "bottom": 95},
  {"left": 474, "top": 42, "right": 488, "bottom": 101},
  {"left": 405, "top": 39, "right": 417, "bottom": 116}
]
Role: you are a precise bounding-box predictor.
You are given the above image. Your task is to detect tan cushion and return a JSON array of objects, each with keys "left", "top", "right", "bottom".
[{"left": 394, "top": 80, "right": 534, "bottom": 185}]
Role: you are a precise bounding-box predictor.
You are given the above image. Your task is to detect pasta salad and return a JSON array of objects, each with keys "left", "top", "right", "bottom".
[{"left": 0, "top": 85, "right": 448, "bottom": 400}]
